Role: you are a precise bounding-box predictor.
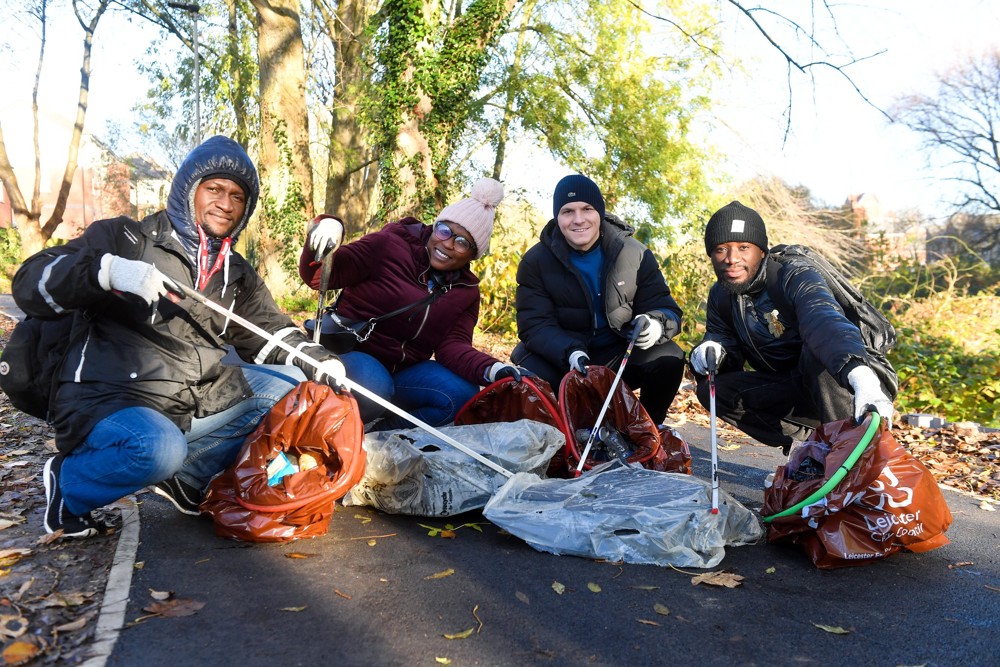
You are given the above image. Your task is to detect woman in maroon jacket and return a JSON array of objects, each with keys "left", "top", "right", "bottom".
[{"left": 299, "top": 178, "right": 526, "bottom": 429}]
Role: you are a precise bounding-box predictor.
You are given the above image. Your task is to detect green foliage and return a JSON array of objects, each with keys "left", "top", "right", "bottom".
[
  {"left": 864, "top": 261, "right": 1000, "bottom": 427},
  {"left": 474, "top": 228, "right": 530, "bottom": 342},
  {"left": 890, "top": 322, "right": 1000, "bottom": 428},
  {"left": 256, "top": 121, "right": 309, "bottom": 280},
  {"left": 0, "top": 228, "right": 22, "bottom": 292}
]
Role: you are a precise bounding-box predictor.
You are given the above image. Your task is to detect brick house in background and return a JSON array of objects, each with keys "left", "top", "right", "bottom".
[
  {"left": 847, "top": 192, "right": 927, "bottom": 266},
  {"left": 0, "top": 110, "right": 170, "bottom": 240}
]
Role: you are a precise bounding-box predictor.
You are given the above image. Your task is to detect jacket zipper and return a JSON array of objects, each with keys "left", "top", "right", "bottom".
[{"left": 736, "top": 294, "right": 777, "bottom": 372}]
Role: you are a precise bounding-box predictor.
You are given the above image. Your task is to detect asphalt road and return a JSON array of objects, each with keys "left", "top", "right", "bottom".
[
  {"left": 106, "top": 423, "right": 999, "bottom": 667},
  {"left": 2, "top": 297, "right": 995, "bottom": 666}
]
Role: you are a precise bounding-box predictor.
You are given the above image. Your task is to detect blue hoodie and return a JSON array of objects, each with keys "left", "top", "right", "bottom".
[{"left": 165, "top": 135, "right": 260, "bottom": 257}]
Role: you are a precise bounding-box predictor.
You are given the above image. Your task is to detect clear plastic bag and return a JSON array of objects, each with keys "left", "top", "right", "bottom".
[
  {"left": 484, "top": 463, "right": 763, "bottom": 568},
  {"left": 343, "top": 419, "right": 565, "bottom": 516}
]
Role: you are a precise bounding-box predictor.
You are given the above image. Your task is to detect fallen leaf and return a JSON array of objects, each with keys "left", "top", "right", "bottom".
[
  {"left": 813, "top": 622, "right": 850, "bottom": 634},
  {"left": 0, "top": 518, "right": 23, "bottom": 532},
  {"left": 0, "top": 548, "right": 32, "bottom": 565},
  {"left": 653, "top": 604, "right": 670, "bottom": 616},
  {"left": 134, "top": 561, "right": 145, "bottom": 569},
  {"left": 443, "top": 627, "right": 474, "bottom": 640},
  {"left": 0, "top": 615, "right": 28, "bottom": 638},
  {"left": 367, "top": 539, "right": 377, "bottom": 546},
  {"left": 980, "top": 501, "right": 996, "bottom": 512},
  {"left": 285, "top": 552, "right": 319, "bottom": 559},
  {"left": 440, "top": 530, "right": 456, "bottom": 539},
  {"left": 280, "top": 606, "right": 307, "bottom": 612},
  {"left": 12, "top": 580, "right": 33, "bottom": 602},
  {"left": 765, "top": 567, "right": 776, "bottom": 574},
  {"left": 354, "top": 514, "right": 372, "bottom": 524},
  {"left": 425, "top": 568, "right": 455, "bottom": 580},
  {"left": 54, "top": 612, "right": 95, "bottom": 633},
  {"left": 691, "top": 571, "right": 744, "bottom": 588},
  {"left": 719, "top": 443, "right": 741, "bottom": 451},
  {"left": 515, "top": 591, "right": 529, "bottom": 604},
  {"left": 636, "top": 619, "right": 661, "bottom": 626},
  {"left": 551, "top": 581, "right": 566, "bottom": 595},
  {"left": 948, "top": 562, "right": 974, "bottom": 569},
  {"left": 2, "top": 639, "right": 42, "bottom": 665},
  {"left": 472, "top": 604, "right": 483, "bottom": 633},
  {"left": 630, "top": 585, "right": 660, "bottom": 591},
  {"left": 142, "top": 598, "right": 205, "bottom": 618},
  {"left": 587, "top": 582, "right": 601, "bottom": 593},
  {"left": 435, "top": 658, "right": 452, "bottom": 665},
  {"left": 149, "top": 589, "right": 172, "bottom": 601}
]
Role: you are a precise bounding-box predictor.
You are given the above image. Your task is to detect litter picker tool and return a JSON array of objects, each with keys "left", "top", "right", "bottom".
[
  {"left": 174, "top": 283, "right": 513, "bottom": 479},
  {"left": 574, "top": 323, "right": 642, "bottom": 477},
  {"left": 706, "top": 346, "right": 720, "bottom": 514},
  {"left": 312, "top": 250, "right": 334, "bottom": 344}
]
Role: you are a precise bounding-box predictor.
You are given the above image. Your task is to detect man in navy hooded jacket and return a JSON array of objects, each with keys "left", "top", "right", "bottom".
[{"left": 12, "top": 136, "right": 347, "bottom": 538}]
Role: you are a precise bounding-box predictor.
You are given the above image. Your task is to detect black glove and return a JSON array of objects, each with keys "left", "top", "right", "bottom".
[{"left": 487, "top": 362, "right": 536, "bottom": 383}]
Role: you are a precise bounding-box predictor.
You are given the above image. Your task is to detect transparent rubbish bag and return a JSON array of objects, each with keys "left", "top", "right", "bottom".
[
  {"left": 343, "top": 419, "right": 565, "bottom": 516},
  {"left": 484, "top": 463, "right": 763, "bottom": 568}
]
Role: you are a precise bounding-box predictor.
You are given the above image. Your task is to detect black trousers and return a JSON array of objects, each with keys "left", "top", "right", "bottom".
[
  {"left": 693, "top": 346, "right": 853, "bottom": 449},
  {"left": 511, "top": 339, "right": 686, "bottom": 424}
]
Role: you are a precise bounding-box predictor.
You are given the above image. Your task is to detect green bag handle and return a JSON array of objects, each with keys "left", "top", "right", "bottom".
[{"left": 761, "top": 412, "right": 881, "bottom": 523}]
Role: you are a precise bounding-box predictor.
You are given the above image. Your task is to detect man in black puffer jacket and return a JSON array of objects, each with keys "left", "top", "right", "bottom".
[
  {"left": 689, "top": 200, "right": 895, "bottom": 453},
  {"left": 13, "top": 136, "right": 347, "bottom": 538},
  {"left": 512, "top": 174, "right": 686, "bottom": 424}
]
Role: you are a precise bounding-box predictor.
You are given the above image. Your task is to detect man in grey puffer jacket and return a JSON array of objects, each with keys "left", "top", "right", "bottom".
[{"left": 513, "top": 174, "right": 686, "bottom": 424}]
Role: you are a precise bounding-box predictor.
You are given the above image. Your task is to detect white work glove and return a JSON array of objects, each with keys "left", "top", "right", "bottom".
[
  {"left": 486, "top": 362, "right": 535, "bottom": 383},
  {"left": 847, "top": 365, "right": 894, "bottom": 428},
  {"left": 98, "top": 254, "right": 181, "bottom": 306},
  {"left": 307, "top": 215, "right": 345, "bottom": 257},
  {"left": 315, "top": 357, "right": 347, "bottom": 388},
  {"left": 629, "top": 314, "right": 662, "bottom": 350},
  {"left": 690, "top": 341, "right": 725, "bottom": 375},
  {"left": 569, "top": 350, "right": 590, "bottom": 376}
]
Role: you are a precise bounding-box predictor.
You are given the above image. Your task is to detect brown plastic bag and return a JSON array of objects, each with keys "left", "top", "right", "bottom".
[
  {"left": 762, "top": 415, "right": 952, "bottom": 569},
  {"left": 201, "top": 381, "right": 366, "bottom": 542},
  {"left": 558, "top": 366, "right": 662, "bottom": 472},
  {"left": 456, "top": 367, "right": 693, "bottom": 477}
]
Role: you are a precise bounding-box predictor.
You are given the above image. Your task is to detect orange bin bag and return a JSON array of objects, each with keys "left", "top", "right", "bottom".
[
  {"left": 558, "top": 365, "right": 661, "bottom": 473},
  {"left": 202, "top": 381, "right": 366, "bottom": 543},
  {"left": 763, "top": 415, "right": 952, "bottom": 569}
]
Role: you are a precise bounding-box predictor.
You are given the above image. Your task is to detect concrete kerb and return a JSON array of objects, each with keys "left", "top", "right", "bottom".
[{"left": 81, "top": 495, "right": 141, "bottom": 667}]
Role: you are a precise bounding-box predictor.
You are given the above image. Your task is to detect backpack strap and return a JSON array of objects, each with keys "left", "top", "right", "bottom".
[{"left": 764, "top": 252, "right": 793, "bottom": 315}]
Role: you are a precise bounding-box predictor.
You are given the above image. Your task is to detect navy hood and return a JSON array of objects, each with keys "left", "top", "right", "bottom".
[{"left": 166, "top": 135, "right": 260, "bottom": 255}]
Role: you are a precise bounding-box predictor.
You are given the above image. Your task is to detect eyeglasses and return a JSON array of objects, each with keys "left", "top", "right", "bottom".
[{"left": 432, "top": 222, "right": 476, "bottom": 255}]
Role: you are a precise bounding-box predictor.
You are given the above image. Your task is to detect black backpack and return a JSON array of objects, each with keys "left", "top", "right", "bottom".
[
  {"left": 0, "top": 218, "right": 146, "bottom": 421},
  {"left": 764, "top": 244, "right": 898, "bottom": 398}
]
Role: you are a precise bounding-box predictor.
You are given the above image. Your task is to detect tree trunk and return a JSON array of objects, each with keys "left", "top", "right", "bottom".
[
  {"left": 374, "top": 0, "right": 518, "bottom": 219},
  {"left": 318, "top": 0, "right": 378, "bottom": 236},
  {"left": 0, "top": 0, "right": 109, "bottom": 261},
  {"left": 251, "top": 0, "right": 313, "bottom": 294}
]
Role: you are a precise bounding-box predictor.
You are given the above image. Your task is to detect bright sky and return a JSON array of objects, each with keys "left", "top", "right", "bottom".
[
  {"left": 710, "top": 0, "right": 1000, "bottom": 221},
  {"left": 3, "top": 1, "right": 1000, "bottom": 222}
]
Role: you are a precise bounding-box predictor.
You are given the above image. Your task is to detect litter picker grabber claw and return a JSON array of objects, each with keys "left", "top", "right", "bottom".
[
  {"left": 312, "top": 250, "right": 334, "bottom": 344},
  {"left": 574, "top": 324, "right": 642, "bottom": 477},
  {"left": 174, "top": 283, "right": 514, "bottom": 479},
  {"left": 706, "top": 345, "right": 720, "bottom": 514}
]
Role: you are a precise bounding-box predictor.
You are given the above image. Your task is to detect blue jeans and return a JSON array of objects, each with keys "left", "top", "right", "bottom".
[
  {"left": 58, "top": 364, "right": 306, "bottom": 515},
  {"left": 340, "top": 352, "right": 478, "bottom": 430}
]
